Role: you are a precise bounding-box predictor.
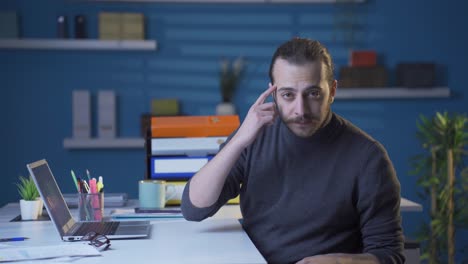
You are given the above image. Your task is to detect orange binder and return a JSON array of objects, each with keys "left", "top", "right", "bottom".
[{"left": 151, "top": 115, "right": 240, "bottom": 138}]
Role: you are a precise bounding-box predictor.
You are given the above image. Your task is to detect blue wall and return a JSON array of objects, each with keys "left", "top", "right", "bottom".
[{"left": 1, "top": 0, "right": 467, "bottom": 247}]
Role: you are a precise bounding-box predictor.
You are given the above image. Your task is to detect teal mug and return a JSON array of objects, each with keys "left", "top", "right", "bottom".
[{"left": 138, "top": 180, "right": 176, "bottom": 209}]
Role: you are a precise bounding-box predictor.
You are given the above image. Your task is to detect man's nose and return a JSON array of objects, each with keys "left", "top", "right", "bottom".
[{"left": 294, "top": 96, "right": 309, "bottom": 116}]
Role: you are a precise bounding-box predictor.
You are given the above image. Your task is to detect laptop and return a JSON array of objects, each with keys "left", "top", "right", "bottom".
[{"left": 27, "top": 159, "right": 151, "bottom": 241}]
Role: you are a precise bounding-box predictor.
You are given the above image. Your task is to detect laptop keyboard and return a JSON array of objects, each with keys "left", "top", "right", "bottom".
[{"left": 74, "top": 221, "right": 120, "bottom": 236}]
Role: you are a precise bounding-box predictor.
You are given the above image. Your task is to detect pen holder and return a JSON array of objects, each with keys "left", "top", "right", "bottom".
[{"left": 78, "top": 192, "right": 104, "bottom": 221}]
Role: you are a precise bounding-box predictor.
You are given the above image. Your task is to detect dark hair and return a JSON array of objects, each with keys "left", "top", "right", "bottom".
[{"left": 268, "top": 38, "right": 335, "bottom": 87}]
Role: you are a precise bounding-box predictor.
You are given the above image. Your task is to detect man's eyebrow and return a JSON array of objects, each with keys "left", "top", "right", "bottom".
[
  {"left": 277, "top": 87, "right": 296, "bottom": 92},
  {"left": 304, "top": 85, "right": 323, "bottom": 91},
  {"left": 277, "top": 85, "right": 323, "bottom": 92}
]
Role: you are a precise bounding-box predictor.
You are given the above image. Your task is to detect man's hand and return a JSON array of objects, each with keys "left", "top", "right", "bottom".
[
  {"left": 232, "top": 83, "right": 277, "bottom": 148},
  {"left": 186, "top": 84, "right": 277, "bottom": 208},
  {"left": 296, "top": 253, "right": 380, "bottom": 264}
]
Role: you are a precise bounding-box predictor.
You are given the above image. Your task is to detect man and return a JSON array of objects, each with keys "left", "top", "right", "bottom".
[{"left": 181, "top": 38, "right": 404, "bottom": 264}]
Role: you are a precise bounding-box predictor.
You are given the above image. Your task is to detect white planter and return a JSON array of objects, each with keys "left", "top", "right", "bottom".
[
  {"left": 216, "top": 102, "right": 236, "bottom": 115},
  {"left": 20, "top": 199, "right": 40, "bottom": 220}
]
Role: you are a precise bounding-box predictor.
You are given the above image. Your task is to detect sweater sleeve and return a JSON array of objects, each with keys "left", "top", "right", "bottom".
[
  {"left": 181, "top": 139, "right": 245, "bottom": 222},
  {"left": 357, "top": 142, "right": 405, "bottom": 264}
]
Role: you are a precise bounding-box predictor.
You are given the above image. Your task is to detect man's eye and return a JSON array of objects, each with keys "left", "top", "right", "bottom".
[
  {"left": 282, "top": 93, "right": 294, "bottom": 99},
  {"left": 307, "top": 91, "right": 321, "bottom": 98}
]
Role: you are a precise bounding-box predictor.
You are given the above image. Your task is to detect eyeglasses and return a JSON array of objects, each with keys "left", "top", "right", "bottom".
[{"left": 81, "top": 232, "right": 111, "bottom": 251}]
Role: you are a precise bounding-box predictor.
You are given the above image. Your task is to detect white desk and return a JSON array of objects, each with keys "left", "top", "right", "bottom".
[
  {"left": 0, "top": 198, "right": 422, "bottom": 264},
  {"left": 99, "top": 197, "right": 422, "bottom": 221},
  {"left": 0, "top": 204, "right": 265, "bottom": 264},
  {"left": 400, "top": 198, "right": 423, "bottom": 212}
]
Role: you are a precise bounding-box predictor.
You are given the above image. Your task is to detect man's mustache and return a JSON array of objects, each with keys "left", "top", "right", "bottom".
[{"left": 287, "top": 115, "right": 320, "bottom": 123}]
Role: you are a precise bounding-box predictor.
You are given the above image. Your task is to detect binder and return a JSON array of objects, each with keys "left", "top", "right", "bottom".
[
  {"left": 97, "top": 90, "right": 116, "bottom": 138},
  {"left": 72, "top": 90, "right": 91, "bottom": 138},
  {"left": 166, "top": 181, "right": 239, "bottom": 205},
  {"left": 151, "top": 137, "right": 227, "bottom": 156},
  {"left": 150, "top": 156, "right": 213, "bottom": 180},
  {"left": 151, "top": 115, "right": 239, "bottom": 138}
]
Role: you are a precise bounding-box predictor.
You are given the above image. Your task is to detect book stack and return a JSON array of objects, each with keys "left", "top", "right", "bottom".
[
  {"left": 146, "top": 115, "right": 240, "bottom": 205},
  {"left": 339, "top": 50, "right": 388, "bottom": 88}
]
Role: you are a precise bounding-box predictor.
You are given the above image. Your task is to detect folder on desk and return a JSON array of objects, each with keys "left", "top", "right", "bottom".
[
  {"left": 151, "top": 136, "right": 227, "bottom": 156},
  {"left": 150, "top": 156, "right": 212, "bottom": 180},
  {"left": 110, "top": 208, "right": 183, "bottom": 219},
  {"left": 151, "top": 115, "right": 239, "bottom": 138},
  {"left": 165, "top": 181, "right": 239, "bottom": 205},
  {"left": 0, "top": 244, "right": 101, "bottom": 262}
]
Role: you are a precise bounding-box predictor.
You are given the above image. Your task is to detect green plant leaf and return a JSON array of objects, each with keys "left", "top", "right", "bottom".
[
  {"left": 15, "top": 175, "right": 39, "bottom": 201},
  {"left": 410, "top": 111, "right": 468, "bottom": 263}
]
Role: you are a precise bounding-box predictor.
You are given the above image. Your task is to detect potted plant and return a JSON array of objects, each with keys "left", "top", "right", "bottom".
[
  {"left": 410, "top": 112, "right": 468, "bottom": 264},
  {"left": 16, "top": 175, "right": 41, "bottom": 220},
  {"left": 216, "top": 56, "right": 245, "bottom": 115}
]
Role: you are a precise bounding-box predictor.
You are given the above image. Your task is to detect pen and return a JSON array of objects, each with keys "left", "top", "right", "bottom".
[
  {"left": 71, "top": 170, "right": 79, "bottom": 192},
  {"left": 86, "top": 169, "right": 92, "bottom": 182},
  {"left": 0, "top": 237, "right": 29, "bottom": 242},
  {"left": 82, "top": 179, "right": 90, "bottom": 193}
]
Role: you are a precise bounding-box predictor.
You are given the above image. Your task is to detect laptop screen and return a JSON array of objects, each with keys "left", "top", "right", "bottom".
[{"left": 28, "top": 160, "right": 75, "bottom": 236}]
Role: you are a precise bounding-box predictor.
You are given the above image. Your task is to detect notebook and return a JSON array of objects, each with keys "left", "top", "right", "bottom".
[{"left": 27, "top": 159, "right": 151, "bottom": 241}]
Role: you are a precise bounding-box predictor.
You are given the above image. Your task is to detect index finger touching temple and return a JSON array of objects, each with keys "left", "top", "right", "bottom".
[{"left": 255, "top": 84, "right": 277, "bottom": 106}]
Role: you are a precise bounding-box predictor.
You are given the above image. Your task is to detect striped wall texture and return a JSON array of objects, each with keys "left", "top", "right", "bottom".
[{"left": 1, "top": 0, "right": 468, "bottom": 242}]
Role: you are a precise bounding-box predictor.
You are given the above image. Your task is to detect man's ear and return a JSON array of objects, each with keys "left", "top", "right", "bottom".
[
  {"left": 331, "top": 80, "right": 337, "bottom": 97},
  {"left": 329, "top": 80, "right": 337, "bottom": 103}
]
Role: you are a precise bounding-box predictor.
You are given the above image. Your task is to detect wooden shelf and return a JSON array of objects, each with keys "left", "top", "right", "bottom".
[
  {"left": 335, "top": 87, "right": 450, "bottom": 99},
  {"left": 0, "top": 39, "right": 157, "bottom": 50},
  {"left": 63, "top": 138, "right": 145, "bottom": 149}
]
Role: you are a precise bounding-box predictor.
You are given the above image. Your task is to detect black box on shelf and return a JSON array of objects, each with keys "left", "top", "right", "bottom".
[
  {"left": 396, "top": 63, "right": 435, "bottom": 88},
  {"left": 339, "top": 66, "right": 388, "bottom": 88},
  {"left": 74, "top": 15, "right": 87, "bottom": 39}
]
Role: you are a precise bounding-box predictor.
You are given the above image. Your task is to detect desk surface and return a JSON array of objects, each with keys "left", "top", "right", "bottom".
[
  {"left": 0, "top": 204, "right": 265, "bottom": 264},
  {"left": 0, "top": 197, "right": 422, "bottom": 263},
  {"left": 400, "top": 197, "right": 423, "bottom": 212}
]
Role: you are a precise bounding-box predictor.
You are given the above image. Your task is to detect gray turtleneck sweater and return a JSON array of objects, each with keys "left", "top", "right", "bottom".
[{"left": 181, "top": 113, "right": 405, "bottom": 264}]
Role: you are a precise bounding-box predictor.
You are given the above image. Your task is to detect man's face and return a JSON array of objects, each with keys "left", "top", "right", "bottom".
[{"left": 272, "top": 58, "right": 336, "bottom": 138}]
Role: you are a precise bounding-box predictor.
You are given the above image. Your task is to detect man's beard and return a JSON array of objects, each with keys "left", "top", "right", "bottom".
[{"left": 276, "top": 104, "right": 331, "bottom": 137}]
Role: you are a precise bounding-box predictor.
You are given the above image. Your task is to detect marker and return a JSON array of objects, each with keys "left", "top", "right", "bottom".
[
  {"left": 70, "top": 170, "right": 79, "bottom": 192},
  {"left": 89, "top": 179, "right": 97, "bottom": 194},
  {"left": 97, "top": 176, "right": 104, "bottom": 193},
  {"left": 0, "top": 237, "right": 29, "bottom": 242}
]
